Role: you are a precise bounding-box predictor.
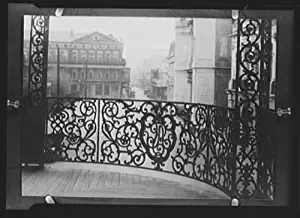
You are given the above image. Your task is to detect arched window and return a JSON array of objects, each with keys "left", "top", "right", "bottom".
[
  {"left": 80, "top": 50, "right": 86, "bottom": 61},
  {"left": 97, "top": 51, "right": 103, "bottom": 62},
  {"left": 72, "top": 50, "right": 78, "bottom": 62},
  {"left": 93, "top": 35, "right": 100, "bottom": 41},
  {"left": 105, "top": 51, "right": 111, "bottom": 62},
  {"left": 114, "top": 51, "right": 119, "bottom": 59},
  {"left": 89, "top": 51, "right": 95, "bottom": 61}
]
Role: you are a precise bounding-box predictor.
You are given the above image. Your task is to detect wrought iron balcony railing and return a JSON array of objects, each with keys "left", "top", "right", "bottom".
[
  {"left": 44, "top": 97, "right": 276, "bottom": 200},
  {"left": 46, "top": 98, "right": 235, "bottom": 195}
]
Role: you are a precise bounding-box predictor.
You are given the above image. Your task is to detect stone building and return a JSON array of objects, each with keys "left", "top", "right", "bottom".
[
  {"left": 23, "top": 30, "right": 130, "bottom": 98},
  {"left": 173, "top": 18, "right": 232, "bottom": 107},
  {"left": 167, "top": 41, "right": 175, "bottom": 101}
]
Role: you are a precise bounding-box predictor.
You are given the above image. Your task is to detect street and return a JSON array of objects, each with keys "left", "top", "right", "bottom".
[{"left": 132, "top": 86, "right": 149, "bottom": 100}]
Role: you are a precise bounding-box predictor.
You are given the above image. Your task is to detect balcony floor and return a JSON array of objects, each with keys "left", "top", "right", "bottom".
[{"left": 22, "top": 162, "right": 229, "bottom": 199}]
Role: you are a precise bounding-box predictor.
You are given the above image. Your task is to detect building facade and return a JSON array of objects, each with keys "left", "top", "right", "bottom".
[
  {"left": 23, "top": 30, "right": 130, "bottom": 99},
  {"left": 140, "top": 54, "right": 169, "bottom": 99},
  {"left": 173, "top": 18, "right": 232, "bottom": 107},
  {"left": 167, "top": 41, "right": 175, "bottom": 101}
]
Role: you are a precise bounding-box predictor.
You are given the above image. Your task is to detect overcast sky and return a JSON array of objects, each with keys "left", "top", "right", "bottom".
[{"left": 24, "top": 16, "right": 175, "bottom": 70}]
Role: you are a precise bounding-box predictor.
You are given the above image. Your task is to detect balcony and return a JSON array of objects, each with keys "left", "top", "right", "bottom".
[{"left": 21, "top": 97, "right": 276, "bottom": 200}]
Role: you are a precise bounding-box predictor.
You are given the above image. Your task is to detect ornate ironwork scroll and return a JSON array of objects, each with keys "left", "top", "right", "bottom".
[
  {"left": 234, "top": 18, "right": 276, "bottom": 200},
  {"left": 100, "top": 100, "right": 147, "bottom": 167},
  {"left": 172, "top": 105, "right": 235, "bottom": 195},
  {"left": 100, "top": 99, "right": 235, "bottom": 197},
  {"left": 45, "top": 98, "right": 235, "bottom": 196},
  {"left": 46, "top": 98, "right": 99, "bottom": 162},
  {"left": 27, "top": 16, "right": 49, "bottom": 107},
  {"left": 256, "top": 20, "right": 276, "bottom": 200}
]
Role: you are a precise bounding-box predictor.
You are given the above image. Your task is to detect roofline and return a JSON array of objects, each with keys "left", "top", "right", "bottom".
[{"left": 70, "top": 31, "right": 122, "bottom": 44}]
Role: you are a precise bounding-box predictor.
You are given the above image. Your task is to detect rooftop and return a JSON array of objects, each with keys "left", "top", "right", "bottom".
[{"left": 24, "top": 30, "right": 122, "bottom": 44}]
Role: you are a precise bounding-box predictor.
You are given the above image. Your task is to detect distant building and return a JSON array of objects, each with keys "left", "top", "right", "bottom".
[
  {"left": 140, "top": 54, "right": 169, "bottom": 98},
  {"left": 149, "top": 68, "right": 169, "bottom": 100},
  {"left": 23, "top": 30, "right": 130, "bottom": 99},
  {"left": 173, "top": 18, "right": 232, "bottom": 107}
]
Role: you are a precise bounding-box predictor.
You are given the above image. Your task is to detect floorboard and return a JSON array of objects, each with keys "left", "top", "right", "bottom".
[{"left": 21, "top": 163, "right": 229, "bottom": 199}]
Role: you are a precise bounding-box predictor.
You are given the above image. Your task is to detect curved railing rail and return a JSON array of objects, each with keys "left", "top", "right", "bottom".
[
  {"left": 45, "top": 97, "right": 276, "bottom": 200},
  {"left": 46, "top": 97, "right": 236, "bottom": 197}
]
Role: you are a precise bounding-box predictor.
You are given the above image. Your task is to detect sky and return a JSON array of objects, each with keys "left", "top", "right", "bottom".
[{"left": 24, "top": 16, "right": 175, "bottom": 71}]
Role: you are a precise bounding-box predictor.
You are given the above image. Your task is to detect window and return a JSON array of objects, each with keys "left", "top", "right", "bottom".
[
  {"left": 72, "top": 50, "right": 78, "bottom": 61},
  {"left": 93, "top": 35, "right": 100, "bottom": 41},
  {"left": 81, "top": 50, "right": 86, "bottom": 61},
  {"left": 97, "top": 51, "right": 103, "bottom": 61},
  {"left": 105, "top": 51, "right": 111, "bottom": 61},
  {"left": 54, "top": 49, "right": 58, "bottom": 57},
  {"left": 114, "top": 51, "right": 119, "bottom": 59},
  {"left": 89, "top": 51, "right": 95, "bottom": 61},
  {"left": 98, "top": 72, "right": 101, "bottom": 79},
  {"left": 89, "top": 71, "right": 93, "bottom": 79},
  {"left": 95, "top": 84, "right": 103, "bottom": 95},
  {"left": 71, "top": 84, "right": 77, "bottom": 92},
  {"left": 81, "top": 71, "right": 85, "bottom": 79},
  {"left": 62, "top": 50, "right": 68, "bottom": 61},
  {"left": 72, "top": 71, "right": 77, "bottom": 79},
  {"left": 104, "top": 84, "right": 110, "bottom": 95},
  {"left": 88, "top": 85, "right": 92, "bottom": 93}
]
